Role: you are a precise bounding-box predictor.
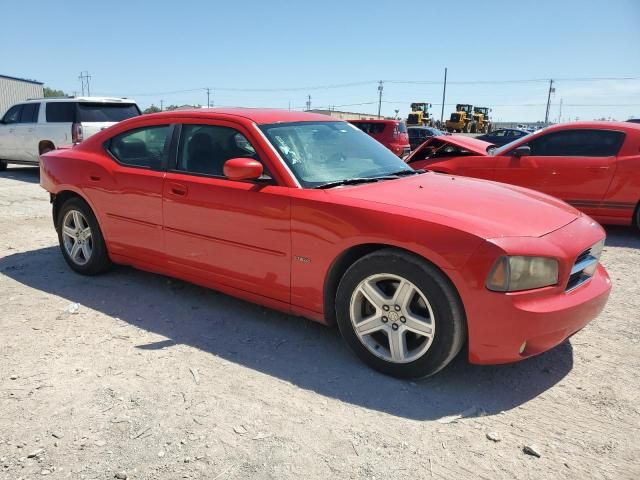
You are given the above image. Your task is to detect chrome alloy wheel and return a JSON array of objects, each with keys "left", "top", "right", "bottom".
[
  {"left": 61, "top": 210, "right": 93, "bottom": 266},
  {"left": 349, "top": 273, "right": 436, "bottom": 364}
]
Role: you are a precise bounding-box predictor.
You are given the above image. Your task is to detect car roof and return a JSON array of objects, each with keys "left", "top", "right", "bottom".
[
  {"left": 349, "top": 119, "right": 400, "bottom": 124},
  {"left": 142, "top": 108, "right": 338, "bottom": 125},
  {"left": 540, "top": 121, "right": 640, "bottom": 133},
  {"left": 24, "top": 96, "right": 137, "bottom": 104}
]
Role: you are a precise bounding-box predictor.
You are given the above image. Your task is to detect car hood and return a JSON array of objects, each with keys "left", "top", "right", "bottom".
[
  {"left": 407, "top": 135, "right": 492, "bottom": 160},
  {"left": 331, "top": 173, "right": 580, "bottom": 238}
]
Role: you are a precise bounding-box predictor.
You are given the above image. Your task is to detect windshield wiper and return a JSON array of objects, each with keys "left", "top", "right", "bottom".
[
  {"left": 314, "top": 177, "right": 382, "bottom": 189},
  {"left": 383, "top": 169, "right": 425, "bottom": 177}
]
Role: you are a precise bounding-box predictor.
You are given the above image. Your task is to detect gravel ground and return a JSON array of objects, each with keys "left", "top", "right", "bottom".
[{"left": 1, "top": 166, "right": 639, "bottom": 480}]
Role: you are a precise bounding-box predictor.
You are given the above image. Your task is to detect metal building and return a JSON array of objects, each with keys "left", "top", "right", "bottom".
[{"left": 0, "top": 74, "right": 44, "bottom": 117}]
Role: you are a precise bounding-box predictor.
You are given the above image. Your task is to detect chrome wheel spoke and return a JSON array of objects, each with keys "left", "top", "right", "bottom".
[
  {"left": 393, "top": 279, "right": 415, "bottom": 310},
  {"left": 388, "top": 330, "right": 408, "bottom": 362},
  {"left": 82, "top": 227, "right": 92, "bottom": 239},
  {"left": 354, "top": 315, "right": 385, "bottom": 335},
  {"left": 72, "top": 211, "right": 83, "bottom": 230},
  {"left": 62, "top": 225, "right": 77, "bottom": 238},
  {"left": 358, "top": 280, "right": 388, "bottom": 309},
  {"left": 70, "top": 241, "right": 82, "bottom": 261},
  {"left": 403, "top": 314, "right": 433, "bottom": 338},
  {"left": 81, "top": 243, "right": 92, "bottom": 261}
]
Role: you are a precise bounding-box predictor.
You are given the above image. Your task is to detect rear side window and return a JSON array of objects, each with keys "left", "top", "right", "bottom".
[
  {"left": 528, "top": 129, "right": 625, "bottom": 157},
  {"left": 46, "top": 102, "right": 76, "bottom": 122},
  {"left": 77, "top": 103, "right": 140, "bottom": 122},
  {"left": 353, "top": 122, "right": 386, "bottom": 134},
  {"left": 396, "top": 122, "right": 407, "bottom": 133},
  {"left": 107, "top": 125, "right": 170, "bottom": 169},
  {"left": 19, "top": 103, "right": 40, "bottom": 123}
]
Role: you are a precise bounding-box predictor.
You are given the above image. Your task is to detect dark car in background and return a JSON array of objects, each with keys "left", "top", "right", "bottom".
[
  {"left": 349, "top": 119, "right": 410, "bottom": 157},
  {"left": 475, "top": 128, "right": 529, "bottom": 146},
  {"left": 407, "top": 126, "right": 447, "bottom": 150}
]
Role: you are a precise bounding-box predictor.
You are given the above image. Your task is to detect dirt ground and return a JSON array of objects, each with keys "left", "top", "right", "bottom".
[{"left": 1, "top": 166, "right": 639, "bottom": 480}]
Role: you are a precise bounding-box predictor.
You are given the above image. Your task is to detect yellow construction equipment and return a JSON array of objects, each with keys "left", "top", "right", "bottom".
[
  {"left": 407, "top": 102, "right": 432, "bottom": 126},
  {"left": 445, "top": 104, "right": 474, "bottom": 133},
  {"left": 472, "top": 107, "right": 492, "bottom": 133}
]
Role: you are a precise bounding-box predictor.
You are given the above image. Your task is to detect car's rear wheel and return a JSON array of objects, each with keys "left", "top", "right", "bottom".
[
  {"left": 0, "top": 160, "right": 7, "bottom": 171},
  {"left": 57, "top": 197, "right": 111, "bottom": 275},
  {"left": 335, "top": 249, "right": 466, "bottom": 378}
]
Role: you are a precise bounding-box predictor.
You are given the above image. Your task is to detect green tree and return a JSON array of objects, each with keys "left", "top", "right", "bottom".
[
  {"left": 143, "top": 104, "right": 162, "bottom": 114},
  {"left": 43, "top": 87, "right": 67, "bottom": 97}
]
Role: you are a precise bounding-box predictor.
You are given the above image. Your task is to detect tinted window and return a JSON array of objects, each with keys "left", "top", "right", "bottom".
[
  {"left": 528, "top": 129, "right": 625, "bottom": 157},
  {"left": 107, "top": 125, "right": 170, "bottom": 168},
  {"left": 77, "top": 103, "right": 140, "bottom": 122},
  {"left": 46, "top": 102, "right": 76, "bottom": 122},
  {"left": 176, "top": 124, "right": 259, "bottom": 176},
  {"left": 492, "top": 130, "right": 506, "bottom": 137},
  {"left": 396, "top": 122, "right": 407, "bottom": 133},
  {"left": 19, "top": 103, "right": 40, "bottom": 123},
  {"left": 2, "top": 105, "right": 22, "bottom": 124},
  {"left": 352, "top": 122, "right": 386, "bottom": 134}
]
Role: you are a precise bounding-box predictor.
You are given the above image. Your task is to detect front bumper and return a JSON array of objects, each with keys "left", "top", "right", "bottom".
[
  {"left": 468, "top": 264, "right": 610, "bottom": 364},
  {"left": 448, "top": 215, "right": 612, "bottom": 365}
]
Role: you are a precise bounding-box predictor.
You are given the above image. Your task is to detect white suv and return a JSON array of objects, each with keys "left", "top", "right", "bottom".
[{"left": 0, "top": 97, "right": 141, "bottom": 169}]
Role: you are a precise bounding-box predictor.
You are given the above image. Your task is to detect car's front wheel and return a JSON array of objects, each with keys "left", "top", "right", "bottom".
[
  {"left": 57, "top": 197, "right": 111, "bottom": 275},
  {"left": 336, "top": 249, "right": 466, "bottom": 378}
]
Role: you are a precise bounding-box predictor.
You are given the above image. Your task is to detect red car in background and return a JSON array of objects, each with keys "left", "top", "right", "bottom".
[
  {"left": 40, "top": 109, "right": 610, "bottom": 378},
  {"left": 349, "top": 119, "right": 411, "bottom": 157},
  {"left": 407, "top": 122, "right": 640, "bottom": 229}
]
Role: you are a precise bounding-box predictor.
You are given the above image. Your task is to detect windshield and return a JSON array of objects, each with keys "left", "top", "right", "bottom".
[
  {"left": 260, "top": 121, "right": 413, "bottom": 187},
  {"left": 77, "top": 103, "right": 141, "bottom": 122}
]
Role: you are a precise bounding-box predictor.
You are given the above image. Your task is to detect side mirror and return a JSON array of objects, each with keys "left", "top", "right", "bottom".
[
  {"left": 223, "top": 157, "right": 263, "bottom": 181},
  {"left": 512, "top": 146, "right": 531, "bottom": 157}
]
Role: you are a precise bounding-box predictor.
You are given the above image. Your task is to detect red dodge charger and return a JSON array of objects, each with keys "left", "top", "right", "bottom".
[
  {"left": 406, "top": 121, "right": 640, "bottom": 229},
  {"left": 40, "top": 109, "right": 611, "bottom": 378}
]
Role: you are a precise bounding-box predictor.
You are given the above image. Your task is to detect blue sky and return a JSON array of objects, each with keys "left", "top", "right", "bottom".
[{"left": 2, "top": 0, "right": 639, "bottom": 121}]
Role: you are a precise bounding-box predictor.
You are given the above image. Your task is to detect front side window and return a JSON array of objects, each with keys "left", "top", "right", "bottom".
[
  {"left": 528, "top": 129, "right": 625, "bottom": 157},
  {"left": 175, "top": 124, "right": 259, "bottom": 176},
  {"left": 260, "top": 121, "right": 413, "bottom": 187},
  {"left": 2, "top": 105, "right": 22, "bottom": 124},
  {"left": 107, "top": 125, "right": 170, "bottom": 168}
]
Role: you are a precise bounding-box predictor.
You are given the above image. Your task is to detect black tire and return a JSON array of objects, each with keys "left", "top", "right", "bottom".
[
  {"left": 335, "top": 249, "right": 466, "bottom": 379},
  {"left": 634, "top": 202, "right": 640, "bottom": 232},
  {"left": 56, "top": 197, "right": 111, "bottom": 275},
  {"left": 0, "top": 160, "right": 7, "bottom": 171}
]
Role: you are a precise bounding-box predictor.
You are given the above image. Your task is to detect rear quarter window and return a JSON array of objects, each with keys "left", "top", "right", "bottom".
[{"left": 46, "top": 102, "right": 76, "bottom": 122}]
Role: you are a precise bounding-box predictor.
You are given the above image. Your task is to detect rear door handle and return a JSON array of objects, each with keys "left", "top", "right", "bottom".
[{"left": 169, "top": 182, "right": 188, "bottom": 196}]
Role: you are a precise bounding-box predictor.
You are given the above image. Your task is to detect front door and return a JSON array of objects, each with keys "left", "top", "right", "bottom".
[
  {"left": 0, "top": 104, "right": 23, "bottom": 161},
  {"left": 162, "top": 122, "right": 291, "bottom": 303}
]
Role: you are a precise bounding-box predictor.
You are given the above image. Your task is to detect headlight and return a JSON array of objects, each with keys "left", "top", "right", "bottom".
[
  {"left": 583, "top": 239, "right": 604, "bottom": 276},
  {"left": 486, "top": 256, "right": 559, "bottom": 292}
]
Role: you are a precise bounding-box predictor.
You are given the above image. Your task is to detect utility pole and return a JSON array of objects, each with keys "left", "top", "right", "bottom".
[
  {"left": 377, "top": 80, "right": 384, "bottom": 118},
  {"left": 440, "top": 67, "right": 447, "bottom": 123},
  {"left": 306, "top": 95, "right": 311, "bottom": 111},
  {"left": 558, "top": 98, "right": 563, "bottom": 123},
  {"left": 206, "top": 88, "right": 211, "bottom": 108},
  {"left": 78, "top": 71, "right": 91, "bottom": 96},
  {"left": 544, "top": 79, "right": 555, "bottom": 125},
  {"left": 160, "top": 100, "right": 164, "bottom": 112}
]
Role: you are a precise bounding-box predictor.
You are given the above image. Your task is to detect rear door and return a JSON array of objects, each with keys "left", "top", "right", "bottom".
[
  {"left": 0, "top": 104, "right": 23, "bottom": 160},
  {"left": 85, "top": 124, "right": 172, "bottom": 264}
]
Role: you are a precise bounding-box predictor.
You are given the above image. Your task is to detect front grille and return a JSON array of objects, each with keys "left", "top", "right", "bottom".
[{"left": 565, "top": 243, "right": 601, "bottom": 292}]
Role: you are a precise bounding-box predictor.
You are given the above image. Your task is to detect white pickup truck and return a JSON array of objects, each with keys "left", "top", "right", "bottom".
[{"left": 0, "top": 97, "right": 141, "bottom": 169}]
